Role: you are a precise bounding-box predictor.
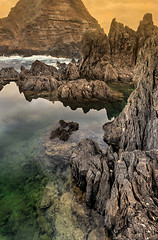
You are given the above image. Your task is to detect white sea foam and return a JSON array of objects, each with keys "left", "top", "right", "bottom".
[{"left": 0, "top": 55, "right": 72, "bottom": 72}]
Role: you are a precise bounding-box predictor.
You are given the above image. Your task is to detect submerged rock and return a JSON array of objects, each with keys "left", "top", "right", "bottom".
[{"left": 50, "top": 120, "right": 79, "bottom": 142}]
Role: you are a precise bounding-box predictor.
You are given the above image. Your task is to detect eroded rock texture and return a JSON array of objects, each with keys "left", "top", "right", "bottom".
[
  {"left": 71, "top": 37, "right": 158, "bottom": 240},
  {"left": 79, "top": 13, "right": 158, "bottom": 83},
  {"left": 0, "top": 67, "right": 19, "bottom": 90},
  {"left": 18, "top": 60, "right": 123, "bottom": 101},
  {"left": 0, "top": 0, "right": 102, "bottom": 57},
  {"left": 58, "top": 79, "right": 123, "bottom": 101},
  {"left": 103, "top": 37, "right": 158, "bottom": 151}
]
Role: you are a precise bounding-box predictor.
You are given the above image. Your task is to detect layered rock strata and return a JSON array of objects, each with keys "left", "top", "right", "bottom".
[
  {"left": 0, "top": 0, "right": 102, "bottom": 57},
  {"left": 70, "top": 37, "right": 158, "bottom": 240}
]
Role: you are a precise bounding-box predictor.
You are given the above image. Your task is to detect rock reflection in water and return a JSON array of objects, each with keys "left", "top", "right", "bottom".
[
  {"left": 36, "top": 122, "right": 109, "bottom": 240},
  {"left": 0, "top": 83, "right": 110, "bottom": 240}
]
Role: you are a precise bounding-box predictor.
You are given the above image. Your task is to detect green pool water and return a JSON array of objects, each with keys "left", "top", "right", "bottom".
[{"left": 0, "top": 82, "right": 133, "bottom": 240}]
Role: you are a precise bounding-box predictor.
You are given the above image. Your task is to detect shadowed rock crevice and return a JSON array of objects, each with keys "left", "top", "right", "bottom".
[
  {"left": 70, "top": 37, "right": 158, "bottom": 240},
  {"left": 79, "top": 13, "right": 158, "bottom": 84}
]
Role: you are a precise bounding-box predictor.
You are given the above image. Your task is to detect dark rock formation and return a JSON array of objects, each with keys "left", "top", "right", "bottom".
[
  {"left": 18, "top": 74, "right": 60, "bottom": 93},
  {"left": 0, "top": 0, "right": 103, "bottom": 57},
  {"left": 0, "top": 84, "right": 3, "bottom": 91},
  {"left": 0, "top": 67, "right": 19, "bottom": 81},
  {"left": 108, "top": 18, "right": 137, "bottom": 68},
  {"left": 65, "top": 60, "right": 80, "bottom": 80},
  {"left": 0, "top": 67, "right": 19, "bottom": 90},
  {"left": 137, "top": 13, "right": 158, "bottom": 50},
  {"left": 70, "top": 139, "right": 115, "bottom": 213},
  {"left": 29, "top": 60, "right": 57, "bottom": 77},
  {"left": 79, "top": 31, "right": 110, "bottom": 80},
  {"left": 79, "top": 13, "right": 158, "bottom": 84},
  {"left": 104, "top": 149, "right": 158, "bottom": 240},
  {"left": 58, "top": 79, "right": 123, "bottom": 101},
  {"left": 18, "top": 62, "right": 62, "bottom": 92},
  {"left": 18, "top": 60, "right": 124, "bottom": 101},
  {"left": 103, "top": 37, "right": 158, "bottom": 151},
  {"left": 50, "top": 120, "right": 79, "bottom": 141},
  {"left": 71, "top": 141, "right": 158, "bottom": 240},
  {"left": 70, "top": 37, "right": 158, "bottom": 240}
]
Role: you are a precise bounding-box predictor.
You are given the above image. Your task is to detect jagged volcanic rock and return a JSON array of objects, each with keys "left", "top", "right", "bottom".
[
  {"left": 18, "top": 59, "right": 124, "bottom": 101},
  {"left": 137, "top": 13, "right": 158, "bottom": 49},
  {"left": 103, "top": 37, "right": 158, "bottom": 151},
  {"left": 79, "top": 30, "right": 110, "bottom": 80},
  {"left": 108, "top": 18, "right": 137, "bottom": 68},
  {"left": 58, "top": 79, "right": 123, "bottom": 101},
  {"left": 0, "top": 0, "right": 103, "bottom": 57},
  {"left": 70, "top": 37, "right": 158, "bottom": 240},
  {"left": 79, "top": 13, "right": 158, "bottom": 83}
]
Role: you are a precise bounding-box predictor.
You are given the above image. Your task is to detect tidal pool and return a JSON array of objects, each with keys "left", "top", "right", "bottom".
[{"left": 0, "top": 82, "right": 113, "bottom": 240}]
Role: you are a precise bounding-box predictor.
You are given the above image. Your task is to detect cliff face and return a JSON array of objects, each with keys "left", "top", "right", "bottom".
[
  {"left": 0, "top": 0, "right": 102, "bottom": 57},
  {"left": 71, "top": 37, "right": 158, "bottom": 240},
  {"left": 80, "top": 13, "right": 158, "bottom": 82},
  {"left": 103, "top": 37, "right": 158, "bottom": 151},
  {"left": 137, "top": 13, "right": 158, "bottom": 49},
  {"left": 108, "top": 18, "right": 137, "bottom": 68}
]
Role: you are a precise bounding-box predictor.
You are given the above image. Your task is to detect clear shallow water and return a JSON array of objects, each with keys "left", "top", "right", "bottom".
[
  {"left": 0, "top": 83, "right": 110, "bottom": 240},
  {"left": 0, "top": 54, "right": 134, "bottom": 239},
  {"left": 0, "top": 55, "right": 72, "bottom": 72}
]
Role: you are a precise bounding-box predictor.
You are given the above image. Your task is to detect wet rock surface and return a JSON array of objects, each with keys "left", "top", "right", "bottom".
[
  {"left": 50, "top": 120, "right": 79, "bottom": 142},
  {"left": 36, "top": 121, "right": 109, "bottom": 240},
  {"left": 17, "top": 60, "right": 124, "bottom": 102},
  {"left": 58, "top": 79, "right": 123, "bottom": 101},
  {"left": 70, "top": 37, "right": 158, "bottom": 240}
]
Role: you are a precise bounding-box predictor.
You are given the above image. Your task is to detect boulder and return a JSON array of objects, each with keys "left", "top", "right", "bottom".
[
  {"left": 104, "top": 64, "right": 118, "bottom": 82},
  {"left": 0, "top": 67, "right": 19, "bottom": 81},
  {"left": 50, "top": 120, "right": 79, "bottom": 142},
  {"left": 30, "top": 60, "right": 57, "bottom": 76},
  {"left": 65, "top": 61, "right": 80, "bottom": 80},
  {"left": 58, "top": 79, "right": 123, "bottom": 101}
]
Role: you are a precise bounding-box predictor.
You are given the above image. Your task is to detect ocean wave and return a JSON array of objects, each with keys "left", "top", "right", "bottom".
[{"left": 0, "top": 55, "right": 72, "bottom": 72}]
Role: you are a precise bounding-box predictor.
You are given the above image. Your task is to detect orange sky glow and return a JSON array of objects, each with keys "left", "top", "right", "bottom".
[{"left": 0, "top": 0, "right": 158, "bottom": 33}]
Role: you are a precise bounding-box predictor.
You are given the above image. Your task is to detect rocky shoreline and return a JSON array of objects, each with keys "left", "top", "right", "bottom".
[
  {"left": 0, "top": 58, "right": 125, "bottom": 104},
  {"left": 0, "top": 8, "right": 158, "bottom": 240},
  {"left": 70, "top": 37, "right": 158, "bottom": 240}
]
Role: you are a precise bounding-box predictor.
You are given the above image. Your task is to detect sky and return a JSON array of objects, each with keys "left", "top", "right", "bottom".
[{"left": 0, "top": 0, "right": 158, "bottom": 33}]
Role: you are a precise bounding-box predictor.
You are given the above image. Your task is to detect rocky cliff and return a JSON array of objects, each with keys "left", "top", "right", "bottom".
[
  {"left": 103, "top": 37, "right": 158, "bottom": 151},
  {"left": 70, "top": 37, "right": 158, "bottom": 239},
  {"left": 0, "top": 0, "right": 102, "bottom": 57},
  {"left": 79, "top": 13, "right": 158, "bottom": 83}
]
